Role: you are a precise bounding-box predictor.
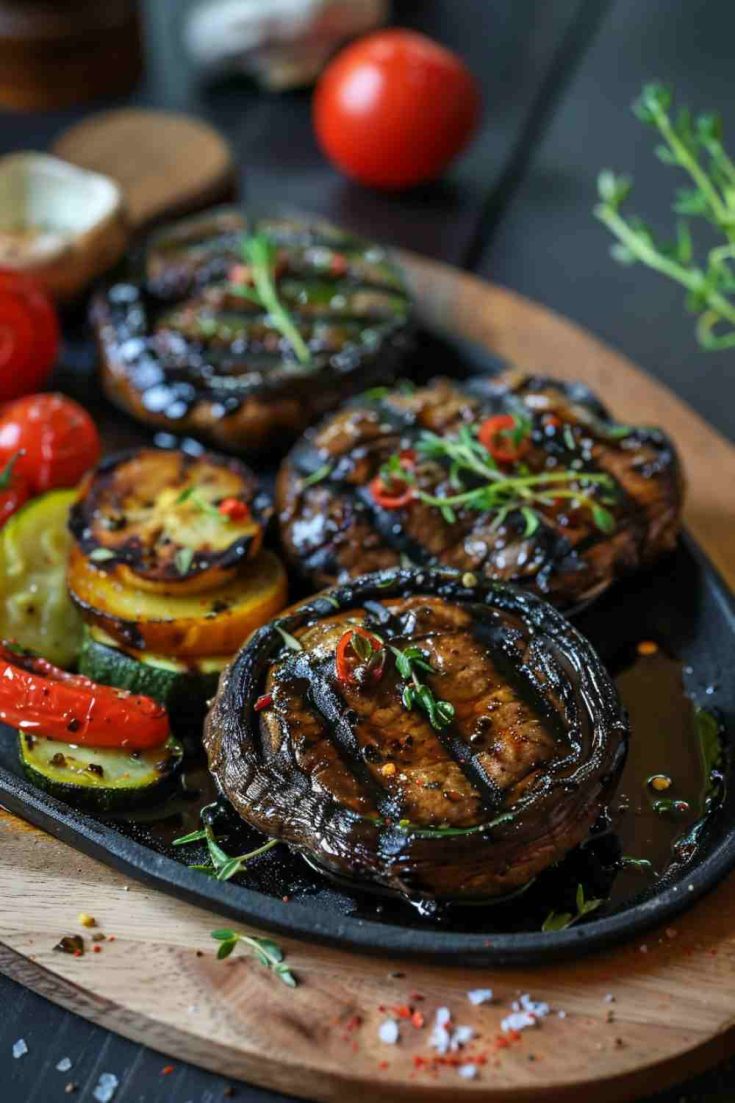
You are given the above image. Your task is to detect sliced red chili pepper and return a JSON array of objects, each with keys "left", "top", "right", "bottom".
[
  {"left": 219, "top": 496, "right": 250, "bottom": 521},
  {"left": 254, "top": 693, "right": 273, "bottom": 712},
  {"left": 335, "top": 627, "right": 385, "bottom": 686},
  {"left": 0, "top": 643, "right": 169, "bottom": 749},
  {"left": 478, "top": 414, "right": 530, "bottom": 464},
  {"left": 368, "top": 451, "right": 416, "bottom": 511}
]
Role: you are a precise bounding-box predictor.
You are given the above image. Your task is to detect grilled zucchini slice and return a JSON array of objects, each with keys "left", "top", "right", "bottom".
[
  {"left": 0, "top": 489, "right": 83, "bottom": 667},
  {"left": 69, "top": 448, "right": 271, "bottom": 596},
  {"left": 18, "top": 730, "right": 183, "bottom": 811},
  {"left": 68, "top": 546, "right": 288, "bottom": 658},
  {"left": 79, "top": 626, "right": 226, "bottom": 730}
]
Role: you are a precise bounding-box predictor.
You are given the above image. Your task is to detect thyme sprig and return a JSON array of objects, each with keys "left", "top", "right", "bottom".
[
  {"left": 389, "top": 644, "right": 455, "bottom": 731},
  {"left": 172, "top": 805, "right": 278, "bottom": 882},
  {"left": 175, "top": 484, "right": 227, "bottom": 522},
  {"left": 211, "top": 929, "right": 297, "bottom": 987},
  {"left": 542, "top": 883, "right": 603, "bottom": 932},
  {"left": 596, "top": 82, "right": 735, "bottom": 349},
  {"left": 230, "top": 232, "right": 312, "bottom": 364},
  {"left": 402, "top": 425, "right": 616, "bottom": 533}
]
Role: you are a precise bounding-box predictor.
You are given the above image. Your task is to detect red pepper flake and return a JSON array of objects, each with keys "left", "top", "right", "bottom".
[
  {"left": 254, "top": 694, "right": 273, "bottom": 712},
  {"left": 411, "top": 1010, "right": 425, "bottom": 1029},
  {"left": 409, "top": 992, "right": 425, "bottom": 1001},
  {"left": 73, "top": 949, "right": 82, "bottom": 958},
  {"left": 219, "top": 497, "right": 250, "bottom": 522},
  {"left": 394, "top": 1004, "right": 412, "bottom": 1020},
  {"left": 161, "top": 1065, "right": 175, "bottom": 1076},
  {"left": 92, "top": 945, "right": 102, "bottom": 954},
  {"left": 377, "top": 1060, "right": 389, "bottom": 1070},
  {"left": 107, "top": 935, "right": 116, "bottom": 942}
]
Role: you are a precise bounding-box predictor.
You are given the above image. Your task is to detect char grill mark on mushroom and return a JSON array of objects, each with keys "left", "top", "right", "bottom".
[
  {"left": 91, "top": 208, "right": 413, "bottom": 454},
  {"left": 277, "top": 373, "right": 683, "bottom": 607}
]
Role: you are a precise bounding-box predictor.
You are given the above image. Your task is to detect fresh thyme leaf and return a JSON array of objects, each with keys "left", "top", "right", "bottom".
[
  {"left": 176, "top": 485, "right": 226, "bottom": 521},
  {"left": 542, "top": 883, "right": 603, "bottom": 931},
  {"left": 520, "top": 506, "right": 540, "bottom": 537},
  {"left": 397, "top": 811, "right": 515, "bottom": 838},
  {"left": 597, "top": 82, "right": 735, "bottom": 350},
  {"left": 621, "top": 855, "right": 654, "bottom": 873},
  {"left": 275, "top": 624, "right": 303, "bottom": 652},
  {"left": 175, "top": 547, "right": 195, "bottom": 575},
  {"left": 171, "top": 827, "right": 208, "bottom": 846},
  {"left": 301, "top": 463, "right": 333, "bottom": 487},
  {"left": 389, "top": 645, "right": 454, "bottom": 731},
  {"left": 237, "top": 232, "right": 312, "bottom": 365},
  {"left": 89, "top": 548, "right": 116, "bottom": 563},
  {"left": 0, "top": 451, "right": 22, "bottom": 489},
  {"left": 591, "top": 504, "right": 616, "bottom": 533},
  {"left": 211, "top": 930, "right": 297, "bottom": 986}
]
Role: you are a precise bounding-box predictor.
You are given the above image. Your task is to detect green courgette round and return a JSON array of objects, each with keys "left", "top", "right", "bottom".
[
  {"left": 18, "top": 730, "right": 184, "bottom": 812},
  {"left": 78, "top": 627, "right": 226, "bottom": 733}
]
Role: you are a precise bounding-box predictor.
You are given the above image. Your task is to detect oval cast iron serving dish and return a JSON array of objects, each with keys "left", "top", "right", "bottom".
[{"left": 204, "top": 567, "right": 629, "bottom": 901}]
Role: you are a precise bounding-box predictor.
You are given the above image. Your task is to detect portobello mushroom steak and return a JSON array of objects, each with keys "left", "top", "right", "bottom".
[
  {"left": 91, "top": 208, "right": 413, "bottom": 453},
  {"left": 277, "top": 373, "right": 683, "bottom": 608},
  {"left": 205, "top": 569, "right": 628, "bottom": 900}
]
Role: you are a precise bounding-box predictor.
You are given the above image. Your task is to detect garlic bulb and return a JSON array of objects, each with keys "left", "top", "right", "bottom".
[{"left": 184, "top": 0, "right": 389, "bottom": 90}]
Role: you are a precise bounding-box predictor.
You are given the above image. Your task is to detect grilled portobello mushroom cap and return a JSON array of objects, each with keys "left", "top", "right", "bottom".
[
  {"left": 277, "top": 372, "right": 683, "bottom": 608},
  {"left": 91, "top": 208, "right": 413, "bottom": 454},
  {"left": 204, "top": 568, "right": 628, "bottom": 900}
]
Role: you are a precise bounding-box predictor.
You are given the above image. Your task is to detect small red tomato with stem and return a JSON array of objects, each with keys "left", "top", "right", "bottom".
[
  {"left": 314, "top": 29, "right": 481, "bottom": 190},
  {"left": 0, "top": 271, "right": 59, "bottom": 402},
  {"left": 0, "top": 393, "right": 101, "bottom": 494},
  {"left": 0, "top": 451, "right": 30, "bottom": 526}
]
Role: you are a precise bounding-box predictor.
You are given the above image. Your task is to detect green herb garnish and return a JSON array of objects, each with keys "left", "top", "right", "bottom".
[
  {"left": 230, "top": 233, "right": 312, "bottom": 365},
  {"left": 621, "top": 855, "right": 654, "bottom": 873},
  {"left": 174, "top": 546, "right": 195, "bottom": 575},
  {"left": 596, "top": 82, "right": 735, "bottom": 350},
  {"left": 0, "top": 451, "right": 22, "bottom": 489},
  {"left": 394, "top": 424, "right": 616, "bottom": 532},
  {"left": 301, "top": 463, "right": 333, "bottom": 488},
  {"left": 389, "top": 644, "right": 455, "bottom": 731},
  {"left": 172, "top": 804, "right": 278, "bottom": 882},
  {"left": 397, "top": 811, "right": 515, "bottom": 838},
  {"left": 89, "top": 547, "right": 116, "bottom": 563},
  {"left": 542, "top": 883, "right": 604, "bottom": 932},
  {"left": 211, "top": 929, "right": 297, "bottom": 987},
  {"left": 176, "top": 485, "right": 227, "bottom": 522}
]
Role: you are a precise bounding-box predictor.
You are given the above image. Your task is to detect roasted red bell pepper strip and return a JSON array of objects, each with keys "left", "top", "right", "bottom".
[{"left": 0, "top": 643, "right": 170, "bottom": 749}]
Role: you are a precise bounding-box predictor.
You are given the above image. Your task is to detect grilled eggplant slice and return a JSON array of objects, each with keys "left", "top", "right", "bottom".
[
  {"left": 205, "top": 568, "right": 628, "bottom": 900},
  {"left": 67, "top": 546, "right": 288, "bottom": 658},
  {"left": 69, "top": 448, "right": 270, "bottom": 595},
  {"left": 277, "top": 373, "right": 683, "bottom": 609},
  {"left": 91, "top": 208, "right": 413, "bottom": 454}
]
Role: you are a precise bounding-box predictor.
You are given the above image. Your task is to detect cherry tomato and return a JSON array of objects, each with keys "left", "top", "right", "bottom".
[
  {"left": 0, "top": 643, "right": 170, "bottom": 749},
  {"left": 478, "top": 414, "right": 530, "bottom": 465},
  {"left": 0, "top": 452, "right": 30, "bottom": 526},
  {"left": 0, "top": 393, "right": 101, "bottom": 494},
  {"left": 313, "top": 29, "right": 480, "bottom": 190},
  {"left": 335, "top": 627, "right": 385, "bottom": 686},
  {"left": 219, "top": 497, "right": 251, "bottom": 521},
  {"left": 0, "top": 272, "right": 59, "bottom": 402}
]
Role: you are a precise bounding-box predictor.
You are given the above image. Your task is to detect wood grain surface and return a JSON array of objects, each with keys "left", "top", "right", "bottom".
[
  {"left": 1, "top": 257, "right": 734, "bottom": 1101},
  {"left": 52, "top": 109, "right": 236, "bottom": 230}
]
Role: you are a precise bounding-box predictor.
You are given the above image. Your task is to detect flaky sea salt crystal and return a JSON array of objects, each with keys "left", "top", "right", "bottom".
[
  {"left": 458, "top": 1064, "right": 478, "bottom": 1079},
  {"left": 93, "top": 1072, "right": 119, "bottom": 1102},
  {"left": 12, "top": 1039, "right": 28, "bottom": 1059},
  {"left": 467, "top": 988, "right": 493, "bottom": 1005},
  {"left": 378, "top": 1019, "right": 399, "bottom": 1045},
  {"left": 56, "top": 1057, "right": 73, "bottom": 1072},
  {"left": 501, "top": 1011, "right": 537, "bottom": 1033}
]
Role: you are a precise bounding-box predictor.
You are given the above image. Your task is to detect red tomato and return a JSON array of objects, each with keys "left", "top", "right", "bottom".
[
  {"left": 0, "top": 272, "right": 59, "bottom": 402},
  {"left": 0, "top": 452, "right": 30, "bottom": 526},
  {"left": 313, "top": 29, "right": 481, "bottom": 190},
  {"left": 0, "top": 393, "right": 101, "bottom": 494}
]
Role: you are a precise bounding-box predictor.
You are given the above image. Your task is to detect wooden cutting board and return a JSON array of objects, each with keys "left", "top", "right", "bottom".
[
  {"left": 52, "top": 108, "right": 236, "bottom": 231},
  {"left": 1, "top": 253, "right": 734, "bottom": 1102}
]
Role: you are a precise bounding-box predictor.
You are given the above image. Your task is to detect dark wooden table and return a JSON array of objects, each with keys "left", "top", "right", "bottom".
[{"left": 2, "top": 1, "right": 734, "bottom": 1100}]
